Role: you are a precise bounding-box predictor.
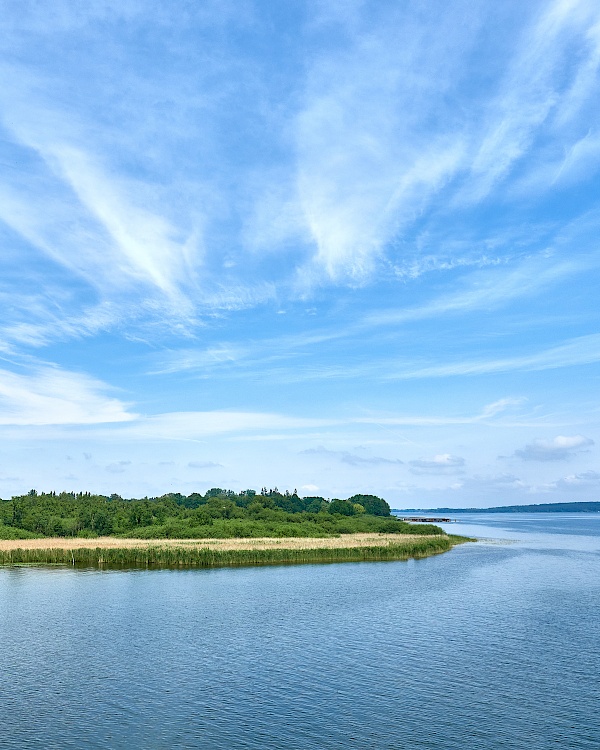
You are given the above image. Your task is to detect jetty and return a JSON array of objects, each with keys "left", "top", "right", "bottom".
[{"left": 397, "top": 516, "right": 454, "bottom": 523}]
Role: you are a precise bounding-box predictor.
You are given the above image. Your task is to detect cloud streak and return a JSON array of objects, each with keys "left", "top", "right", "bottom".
[
  {"left": 409, "top": 454, "right": 465, "bottom": 475},
  {"left": 0, "top": 366, "right": 135, "bottom": 425},
  {"left": 300, "top": 446, "right": 404, "bottom": 467},
  {"left": 383, "top": 333, "right": 600, "bottom": 380},
  {"left": 188, "top": 461, "right": 222, "bottom": 469}
]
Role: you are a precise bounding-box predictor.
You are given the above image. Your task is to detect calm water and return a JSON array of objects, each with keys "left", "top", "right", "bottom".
[{"left": 1, "top": 514, "right": 599, "bottom": 749}]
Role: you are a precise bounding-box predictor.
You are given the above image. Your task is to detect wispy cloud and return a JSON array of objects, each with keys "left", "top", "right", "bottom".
[
  {"left": 0, "top": 0, "right": 597, "bottom": 347},
  {"left": 150, "top": 249, "right": 592, "bottom": 383},
  {"left": 106, "top": 460, "right": 131, "bottom": 474},
  {"left": 365, "top": 253, "right": 588, "bottom": 329},
  {"left": 354, "top": 398, "right": 525, "bottom": 427},
  {"left": 115, "top": 411, "right": 334, "bottom": 441},
  {"left": 450, "top": 473, "right": 529, "bottom": 495},
  {"left": 0, "top": 366, "right": 135, "bottom": 425},
  {"left": 1, "top": 299, "right": 121, "bottom": 348},
  {"left": 0, "top": 397, "right": 528, "bottom": 441},
  {"left": 188, "top": 460, "right": 222, "bottom": 469},
  {"left": 47, "top": 145, "right": 199, "bottom": 300},
  {"left": 383, "top": 333, "right": 600, "bottom": 380},
  {"left": 409, "top": 454, "right": 465, "bottom": 475},
  {"left": 294, "top": 2, "right": 474, "bottom": 280},
  {"left": 300, "top": 446, "right": 403, "bottom": 467},
  {"left": 462, "top": 0, "right": 600, "bottom": 201},
  {"left": 0, "top": 120, "right": 199, "bottom": 304}
]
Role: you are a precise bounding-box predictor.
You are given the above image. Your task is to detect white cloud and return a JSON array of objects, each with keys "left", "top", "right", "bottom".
[
  {"left": 106, "top": 460, "right": 131, "bottom": 474},
  {"left": 409, "top": 454, "right": 465, "bottom": 475},
  {"left": 382, "top": 334, "right": 600, "bottom": 380},
  {"left": 463, "top": 0, "right": 600, "bottom": 201},
  {"left": 451, "top": 473, "right": 529, "bottom": 494},
  {"left": 293, "top": 2, "right": 477, "bottom": 280},
  {"left": 514, "top": 130, "right": 600, "bottom": 194},
  {"left": 0, "top": 366, "right": 135, "bottom": 425},
  {"left": 117, "top": 411, "right": 334, "bottom": 441},
  {"left": 0, "top": 398, "right": 529, "bottom": 445},
  {"left": 355, "top": 398, "right": 524, "bottom": 427},
  {"left": 0, "top": 1, "right": 597, "bottom": 352},
  {"left": 2, "top": 300, "right": 121, "bottom": 348},
  {"left": 512, "top": 434, "right": 594, "bottom": 461},
  {"left": 545, "top": 470, "right": 600, "bottom": 490},
  {"left": 47, "top": 144, "right": 199, "bottom": 299},
  {"left": 365, "top": 254, "right": 586, "bottom": 329},
  {"left": 0, "top": 130, "right": 198, "bottom": 304},
  {"left": 188, "top": 461, "right": 222, "bottom": 469}
]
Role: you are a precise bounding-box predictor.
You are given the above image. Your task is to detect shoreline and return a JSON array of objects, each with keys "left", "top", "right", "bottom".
[
  {"left": 0, "top": 532, "right": 432, "bottom": 552},
  {"left": 0, "top": 533, "right": 472, "bottom": 568}
]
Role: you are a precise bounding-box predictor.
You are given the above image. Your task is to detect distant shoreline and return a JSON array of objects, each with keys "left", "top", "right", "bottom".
[
  {"left": 0, "top": 532, "right": 471, "bottom": 568},
  {"left": 393, "top": 502, "right": 600, "bottom": 514}
]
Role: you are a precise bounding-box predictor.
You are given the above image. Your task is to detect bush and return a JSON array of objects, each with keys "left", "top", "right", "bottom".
[{"left": 0, "top": 524, "right": 43, "bottom": 540}]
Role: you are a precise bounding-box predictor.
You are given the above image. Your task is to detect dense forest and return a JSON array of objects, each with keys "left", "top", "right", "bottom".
[{"left": 0, "top": 488, "right": 443, "bottom": 540}]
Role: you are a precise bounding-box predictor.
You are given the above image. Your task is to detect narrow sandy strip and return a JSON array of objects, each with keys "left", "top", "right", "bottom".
[{"left": 0, "top": 532, "right": 434, "bottom": 552}]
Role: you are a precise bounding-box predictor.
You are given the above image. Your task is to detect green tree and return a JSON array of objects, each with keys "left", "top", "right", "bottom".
[
  {"left": 347, "top": 494, "right": 391, "bottom": 516},
  {"left": 329, "top": 499, "right": 356, "bottom": 516}
]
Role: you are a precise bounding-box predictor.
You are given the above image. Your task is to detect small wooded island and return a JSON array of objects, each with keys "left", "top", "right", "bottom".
[{"left": 0, "top": 488, "right": 470, "bottom": 568}]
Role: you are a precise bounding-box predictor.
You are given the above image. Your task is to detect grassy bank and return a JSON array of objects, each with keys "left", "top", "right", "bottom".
[{"left": 0, "top": 534, "right": 471, "bottom": 568}]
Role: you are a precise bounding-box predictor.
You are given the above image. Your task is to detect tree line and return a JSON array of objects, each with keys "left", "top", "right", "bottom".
[{"left": 0, "top": 488, "right": 408, "bottom": 539}]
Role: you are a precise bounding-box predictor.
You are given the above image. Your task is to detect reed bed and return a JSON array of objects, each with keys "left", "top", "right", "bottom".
[
  {"left": 0, "top": 535, "right": 460, "bottom": 568},
  {"left": 0, "top": 532, "right": 425, "bottom": 552}
]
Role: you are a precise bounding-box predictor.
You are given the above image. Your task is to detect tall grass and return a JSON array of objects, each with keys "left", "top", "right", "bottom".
[{"left": 0, "top": 536, "right": 457, "bottom": 568}]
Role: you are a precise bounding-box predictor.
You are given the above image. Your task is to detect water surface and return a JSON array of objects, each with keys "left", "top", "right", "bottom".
[{"left": 1, "top": 513, "right": 599, "bottom": 748}]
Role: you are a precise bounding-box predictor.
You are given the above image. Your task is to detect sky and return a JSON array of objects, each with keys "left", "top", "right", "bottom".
[{"left": 1, "top": 0, "right": 600, "bottom": 507}]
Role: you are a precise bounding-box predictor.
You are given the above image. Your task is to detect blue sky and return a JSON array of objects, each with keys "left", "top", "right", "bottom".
[{"left": 1, "top": 0, "right": 600, "bottom": 507}]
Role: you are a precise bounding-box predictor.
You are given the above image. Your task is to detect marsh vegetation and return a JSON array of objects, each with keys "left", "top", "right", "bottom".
[{"left": 0, "top": 535, "right": 464, "bottom": 568}]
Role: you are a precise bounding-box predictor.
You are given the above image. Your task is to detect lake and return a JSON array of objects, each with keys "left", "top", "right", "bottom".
[{"left": 1, "top": 513, "right": 599, "bottom": 749}]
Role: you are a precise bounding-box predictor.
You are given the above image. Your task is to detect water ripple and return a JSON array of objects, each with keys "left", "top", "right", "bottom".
[{"left": 1, "top": 515, "right": 599, "bottom": 749}]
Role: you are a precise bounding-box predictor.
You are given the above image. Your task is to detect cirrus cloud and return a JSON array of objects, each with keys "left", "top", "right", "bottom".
[
  {"left": 300, "top": 446, "right": 404, "bottom": 467},
  {"left": 0, "top": 365, "right": 135, "bottom": 425}
]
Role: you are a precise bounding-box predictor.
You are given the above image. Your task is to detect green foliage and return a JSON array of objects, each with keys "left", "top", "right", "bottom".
[
  {"left": 328, "top": 498, "right": 357, "bottom": 516},
  {"left": 347, "top": 494, "right": 391, "bottom": 516},
  {"left": 0, "top": 524, "right": 43, "bottom": 540},
  {"left": 0, "top": 488, "right": 430, "bottom": 540}
]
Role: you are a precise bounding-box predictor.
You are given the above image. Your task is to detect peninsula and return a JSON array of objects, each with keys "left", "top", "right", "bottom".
[{"left": 0, "top": 488, "right": 470, "bottom": 568}]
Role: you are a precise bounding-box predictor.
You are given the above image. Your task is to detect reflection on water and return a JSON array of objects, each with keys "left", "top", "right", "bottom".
[{"left": 1, "top": 514, "right": 599, "bottom": 749}]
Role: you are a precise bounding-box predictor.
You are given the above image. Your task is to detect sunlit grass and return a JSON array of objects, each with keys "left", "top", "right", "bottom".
[{"left": 0, "top": 534, "right": 471, "bottom": 568}]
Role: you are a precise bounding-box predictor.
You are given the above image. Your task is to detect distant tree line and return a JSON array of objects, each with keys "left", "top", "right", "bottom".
[
  {"left": 0, "top": 488, "right": 427, "bottom": 540},
  {"left": 408, "top": 501, "right": 600, "bottom": 513}
]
